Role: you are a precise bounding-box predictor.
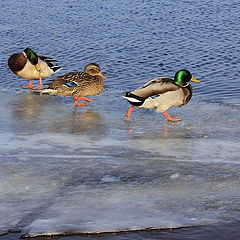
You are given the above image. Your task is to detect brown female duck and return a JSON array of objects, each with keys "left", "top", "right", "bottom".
[{"left": 41, "top": 63, "right": 106, "bottom": 106}]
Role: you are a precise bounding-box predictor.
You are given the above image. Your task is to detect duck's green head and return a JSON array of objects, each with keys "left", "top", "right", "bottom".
[
  {"left": 23, "top": 48, "right": 38, "bottom": 64},
  {"left": 174, "top": 69, "right": 200, "bottom": 87},
  {"left": 23, "top": 48, "right": 41, "bottom": 72}
]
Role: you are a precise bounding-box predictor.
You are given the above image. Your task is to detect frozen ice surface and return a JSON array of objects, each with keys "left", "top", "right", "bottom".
[{"left": 0, "top": 91, "right": 239, "bottom": 237}]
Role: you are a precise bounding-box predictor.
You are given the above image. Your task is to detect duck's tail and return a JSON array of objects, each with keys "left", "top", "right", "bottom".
[
  {"left": 40, "top": 88, "right": 58, "bottom": 95},
  {"left": 123, "top": 92, "right": 146, "bottom": 106},
  {"left": 39, "top": 56, "right": 62, "bottom": 73}
]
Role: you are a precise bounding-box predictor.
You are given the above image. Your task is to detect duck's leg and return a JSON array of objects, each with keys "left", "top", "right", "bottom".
[
  {"left": 22, "top": 80, "right": 33, "bottom": 89},
  {"left": 75, "top": 97, "right": 93, "bottom": 102},
  {"left": 73, "top": 97, "right": 89, "bottom": 107},
  {"left": 125, "top": 106, "right": 135, "bottom": 121},
  {"left": 32, "top": 76, "right": 43, "bottom": 90},
  {"left": 163, "top": 112, "right": 181, "bottom": 121}
]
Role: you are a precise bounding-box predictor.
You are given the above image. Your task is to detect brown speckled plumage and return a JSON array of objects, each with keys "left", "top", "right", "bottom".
[
  {"left": 43, "top": 63, "right": 105, "bottom": 97},
  {"left": 46, "top": 71, "right": 104, "bottom": 97},
  {"left": 41, "top": 63, "right": 106, "bottom": 106}
]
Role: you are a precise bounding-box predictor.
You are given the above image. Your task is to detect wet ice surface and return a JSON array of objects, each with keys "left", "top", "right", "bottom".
[{"left": 0, "top": 90, "right": 239, "bottom": 237}]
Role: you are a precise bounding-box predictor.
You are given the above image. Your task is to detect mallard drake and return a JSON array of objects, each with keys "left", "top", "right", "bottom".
[
  {"left": 8, "top": 47, "right": 62, "bottom": 90},
  {"left": 41, "top": 63, "right": 106, "bottom": 107},
  {"left": 123, "top": 69, "right": 200, "bottom": 121}
]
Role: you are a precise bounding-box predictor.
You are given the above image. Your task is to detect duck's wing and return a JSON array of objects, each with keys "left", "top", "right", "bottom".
[
  {"left": 39, "top": 55, "right": 62, "bottom": 73},
  {"left": 133, "top": 77, "right": 180, "bottom": 98},
  {"left": 45, "top": 72, "right": 92, "bottom": 89},
  {"left": 44, "top": 72, "right": 78, "bottom": 88},
  {"left": 39, "top": 55, "right": 58, "bottom": 62}
]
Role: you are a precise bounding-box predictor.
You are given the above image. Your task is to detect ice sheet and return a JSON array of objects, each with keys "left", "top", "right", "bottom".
[{"left": 0, "top": 91, "right": 239, "bottom": 237}]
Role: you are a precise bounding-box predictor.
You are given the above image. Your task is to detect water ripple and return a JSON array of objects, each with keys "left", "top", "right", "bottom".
[{"left": 0, "top": 0, "right": 239, "bottom": 104}]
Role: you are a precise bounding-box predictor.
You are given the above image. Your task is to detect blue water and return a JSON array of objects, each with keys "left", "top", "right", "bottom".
[
  {"left": 1, "top": 0, "right": 240, "bottom": 104},
  {"left": 0, "top": 0, "right": 240, "bottom": 239}
]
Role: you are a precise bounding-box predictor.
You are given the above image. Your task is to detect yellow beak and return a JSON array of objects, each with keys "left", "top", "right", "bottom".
[
  {"left": 191, "top": 77, "right": 201, "bottom": 83},
  {"left": 35, "top": 63, "right": 41, "bottom": 72}
]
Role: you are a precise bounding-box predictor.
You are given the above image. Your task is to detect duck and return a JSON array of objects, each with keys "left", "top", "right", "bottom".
[
  {"left": 41, "top": 63, "right": 106, "bottom": 107},
  {"left": 8, "top": 47, "right": 62, "bottom": 90},
  {"left": 123, "top": 69, "right": 200, "bottom": 121}
]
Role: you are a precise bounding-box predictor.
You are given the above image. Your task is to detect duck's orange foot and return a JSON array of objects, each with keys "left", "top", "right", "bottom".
[
  {"left": 32, "top": 76, "right": 43, "bottom": 90},
  {"left": 74, "top": 96, "right": 93, "bottom": 102},
  {"left": 74, "top": 101, "right": 88, "bottom": 107},
  {"left": 22, "top": 80, "right": 33, "bottom": 89},
  {"left": 166, "top": 117, "right": 181, "bottom": 121},
  {"left": 73, "top": 97, "right": 90, "bottom": 107},
  {"left": 32, "top": 84, "right": 43, "bottom": 90},
  {"left": 125, "top": 115, "right": 133, "bottom": 121},
  {"left": 163, "top": 112, "right": 181, "bottom": 121},
  {"left": 125, "top": 106, "right": 134, "bottom": 121},
  {"left": 22, "top": 85, "right": 33, "bottom": 89}
]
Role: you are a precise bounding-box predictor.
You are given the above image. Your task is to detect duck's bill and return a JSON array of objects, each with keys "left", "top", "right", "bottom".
[
  {"left": 191, "top": 77, "right": 201, "bottom": 83},
  {"left": 34, "top": 63, "right": 41, "bottom": 72},
  {"left": 99, "top": 72, "right": 107, "bottom": 78}
]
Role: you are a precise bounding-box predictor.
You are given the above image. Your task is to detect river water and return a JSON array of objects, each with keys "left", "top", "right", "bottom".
[{"left": 0, "top": 0, "right": 239, "bottom": 239}]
